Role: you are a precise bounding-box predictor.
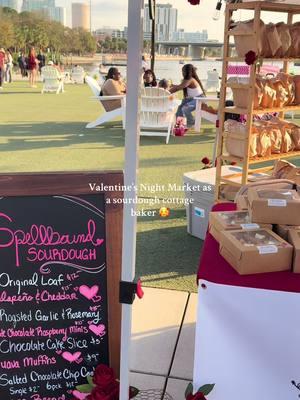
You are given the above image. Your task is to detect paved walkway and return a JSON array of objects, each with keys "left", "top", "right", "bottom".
[{"left": 130, "top": 287, "right": 197, "bottom": 400}]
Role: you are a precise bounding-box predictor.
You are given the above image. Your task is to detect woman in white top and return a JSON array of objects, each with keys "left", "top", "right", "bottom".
[
  {"left": 170, "top": 64, "right": 206, "bottom": 127},
  {"left": 5, "top": 49, "right": 13, "bottom": 83}
]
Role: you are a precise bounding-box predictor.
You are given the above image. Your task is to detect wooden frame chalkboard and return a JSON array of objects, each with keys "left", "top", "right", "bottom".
[{"left": 0, "top": 171, "right": 123, "bottom": 399}]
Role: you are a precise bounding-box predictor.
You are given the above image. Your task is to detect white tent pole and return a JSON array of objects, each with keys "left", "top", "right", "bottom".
[{"left": 120, "top": 1, "right": 144, "bottom": 400}]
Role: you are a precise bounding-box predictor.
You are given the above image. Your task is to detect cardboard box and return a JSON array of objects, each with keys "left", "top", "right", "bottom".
[
  {"left": 248, "top": 188, "right": 300, "bottom": 225},
  {"left": 274, "top": 224, "right": 300, "bottom": 241},
  {"left": 235, "top": 195, "right": 249, "bottom": 211},
  {"left": 209, "top": 211, "right": 272, "bottom": 243},
  {"left": 288, "top": 230, "right": 300, "bottom": 273},
  {"left": 220, "top": 229, "right": 293, "bottom": 275}
]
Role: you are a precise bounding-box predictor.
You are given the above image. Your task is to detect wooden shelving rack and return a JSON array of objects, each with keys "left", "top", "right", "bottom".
[{"left": 215, "top": 0, "right": 300, "bottom": 201}]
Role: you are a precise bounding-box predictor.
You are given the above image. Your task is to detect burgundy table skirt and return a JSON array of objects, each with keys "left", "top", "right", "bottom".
[{"left": 197, "top": 203, "right": 300, "bottom": 294}]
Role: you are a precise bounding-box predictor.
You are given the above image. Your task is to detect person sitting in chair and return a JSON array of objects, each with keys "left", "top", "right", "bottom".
[
  {"left": 100, "top": 67, "right": 126, "bottom": 112},
  {"left": 170, "top": 64, "right": 206, "bottom": 128},
  {"left": 143, "top": 69, "right": 157, "bottom": 87}
]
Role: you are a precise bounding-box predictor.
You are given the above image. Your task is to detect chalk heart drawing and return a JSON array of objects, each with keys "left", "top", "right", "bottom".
[
  {"left": 93, "top": 295, "right": 102, "bottom": 303},
  {"left": 73, "top": 390, "right": 88, "bottom": 400},
  {"left": 79, "top": 285, "right": 99, "bottom": 300},
  {"left": 96, "top": 239, "right": 104, "bottom": 246},
  {"left": 62, "top": 351, "right": 82, "bottom": 363},
  {"left": 89, "top": 324, "right": 106, "bottom": 337}
]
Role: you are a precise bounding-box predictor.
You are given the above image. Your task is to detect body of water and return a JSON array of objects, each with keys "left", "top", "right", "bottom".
[
  {"left": 87, "top": 58, "right": 300, "bottom": 85},
  {"left": 88, "top": 59, "right": 223, "bottom": 85}
]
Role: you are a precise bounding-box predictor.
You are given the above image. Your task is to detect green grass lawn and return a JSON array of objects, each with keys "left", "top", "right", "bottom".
[
  {"left": 2, "top": 81, "right": 299, "bottom": 292},
  {"left": 0, "top": 81, "right": 219, "bottom": 292}
]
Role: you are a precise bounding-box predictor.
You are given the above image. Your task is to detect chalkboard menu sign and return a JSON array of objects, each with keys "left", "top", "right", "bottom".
[{"left": 0, "top": 172, "right": 123, "bottom": 400}]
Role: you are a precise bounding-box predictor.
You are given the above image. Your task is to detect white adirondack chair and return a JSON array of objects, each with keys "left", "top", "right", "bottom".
[
  {"left": 140, "top": 87, "right": 177, "bottom": 144},
  {"left": 205, "top": 70, "right": 220, "bottom": 93},
  {"left": 72, "top": 66, "right": 85, "bottom": 84},
  {"left": 41, "top": 66, "right": 64, "bottom": 94},
  {"left": 85, "top": 76, "right": 126, "bottom": 129}
]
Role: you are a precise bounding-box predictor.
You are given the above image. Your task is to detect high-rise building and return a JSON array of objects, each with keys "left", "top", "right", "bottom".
[
  {"left": 22, "top": 0, "right": 54, "bottom": 11},
  {"left": 48, "top": 6, "right": 66, "bottom": 25},
  {"left": 93, "top": 27, "right": 126, "bottom": 41},
  {"left": 0, "top": 0, "right": 18, "bottom": 11},
  {"left": 172, "top": 29, "right": 209, "bottom": 43},
  {"left": 21, "top": 0, "right": 66, "bottom": 25},
  {"left": 72, "top": 2, "right": 90, "bottom": 31},
  {"left": 144, "top": 3, "right": 178, "bottom": 41}
]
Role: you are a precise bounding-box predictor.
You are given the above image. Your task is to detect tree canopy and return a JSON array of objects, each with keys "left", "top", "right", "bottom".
[{"left": 0, "top": 6, "right": 97, "bottom": 55}]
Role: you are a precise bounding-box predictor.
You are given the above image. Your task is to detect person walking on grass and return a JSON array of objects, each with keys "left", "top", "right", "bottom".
[
  {"left": 5, "top": 49, "right": 13, "bottom": 83},
  {"left": 0, "top": 48, "right": 6, "bottom": 90},
  {"left": 18, "top": 52, "right": 27, "bottom": 77},
  {"left": 170, "top": 64, "right": 206, "bottom": 128},
  {"left": 37, "top": 50, "right": 45, "bottom": 74},
  {"left": 28, "top": 47, "right": 39, "bottom": 88}
]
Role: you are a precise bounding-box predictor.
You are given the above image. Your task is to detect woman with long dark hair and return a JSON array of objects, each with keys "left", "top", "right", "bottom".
[
  {"left": 28, "top": 46, "right": 39, "bottom": 88},
  {"left": 143, "top": 69, "right": 157, "bottom": 87},
  {"left": 170, "top": 64, "right": 206, "bottom": 127}
]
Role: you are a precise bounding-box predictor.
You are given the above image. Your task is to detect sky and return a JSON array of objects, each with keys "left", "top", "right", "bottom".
[
  {"left": 54, "top": 0, "right": 294, "bottom": 42},
  {"left": 55, "top": 0, "right": 226, "bottom": 40}
]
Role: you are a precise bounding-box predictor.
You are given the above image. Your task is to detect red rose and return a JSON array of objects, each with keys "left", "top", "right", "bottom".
[
  {"left": 86, "top": 386, "right": 110, "bottom": 400},
  {"left": 245, "top": 50, "right": 257, "bottom": 66},
  {"left": 104, "top": 381, "right": 120, "bottom": 398},
  {"left": 201, "top": 157, "right": 210, "bottom": 165},
  {"left": 86, "top": 382, "right": 119, "bottom": 400},
  {"left": 92, "top": 365, "right": 116, "bottom": 389},
  {"left": 188, "top": 0, "right": 200, "bottom": 4},
  {"left": 186, "top": 392, "right": 206, "bottom": 400}
]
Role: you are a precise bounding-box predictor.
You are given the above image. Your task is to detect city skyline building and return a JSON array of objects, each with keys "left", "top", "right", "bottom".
[
  {"left": 93, "top": 25, "right": 211, "bottom": 44},
  {"left": 48, "top": 5, "right": 66, "bottom": 25},
  {"left": 144, "top": 3, "right": 178, "bottom": 41},
  {"left": 22, "top": 0, "right": 54, "bottom": 11},
  {"left": 21, "top": 0, "right": 66, "bottom": 25},
  {"left": 172, "top": 29, "right": 209, "bottom": 43},
  {"left": 72, "top": 2, "right": 90, "bottom": 31},
  {"left": 0, "top": 0, "right": 18, "bottom": 11},
  {"left": 93, "top": 27, "right": 126, "bottom": 41}
]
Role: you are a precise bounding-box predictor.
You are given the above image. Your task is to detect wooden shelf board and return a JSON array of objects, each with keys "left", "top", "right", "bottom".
[
  {"left": 223, "top": 105, "right": 300, "bottom": 115},
  {"left": 220, "top": 155, "right": 243, "bottom": 163},
  {"left": 220, "top": 151, "right": 300, "bottom": 165},
  {"left": 220, "top": 169, "right": 274, "bottom": 187},
  {"left": 250, "top": 152, "right": 300, "bottom": 164},
  {"left": 220, "top": 177, "right": 243, "bottom": 187},
  {"left": 223, "top": 106, "right": 248, "bottom": 115},
  {"left": 228, "top": 1, "right": 300, "bottom": 14}
]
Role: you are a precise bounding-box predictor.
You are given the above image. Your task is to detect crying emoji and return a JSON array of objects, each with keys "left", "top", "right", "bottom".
[{"left": 159, "top": 207, "right": 170, "bottom": 218}]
